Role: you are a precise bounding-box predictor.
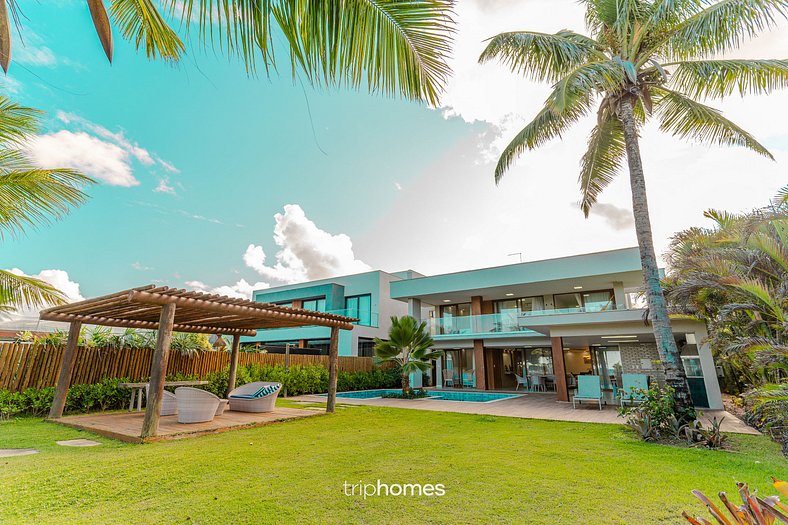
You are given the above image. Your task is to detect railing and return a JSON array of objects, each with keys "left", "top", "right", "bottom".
[{"left": 429, "top": 306, "right": 635, "bottom": 337}]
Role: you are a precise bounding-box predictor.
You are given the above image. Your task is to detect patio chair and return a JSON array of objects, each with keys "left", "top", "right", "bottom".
[
  {"left": 514, "top": 373, "right": 528, "bottom": 391},
  {"left": 174, "top": 387, "right": 220, "bottom": 423},
  {"left": 619, "top": 374, "right": 649, "bottom": 407},
  {"left": 572, "top": 375, "right": 603, "bottom": 410},
  {"left": 462, "top": 370, "right": 475, "bottom": 388},
  {"left": 442, "top": 369, "right": 457, "bottom": 388},
  {"left": 144, "top": 384, "right": 177, "bottom": 416},
  {"left": 228, "top": 382, "right": 281, "bottom": 413}
]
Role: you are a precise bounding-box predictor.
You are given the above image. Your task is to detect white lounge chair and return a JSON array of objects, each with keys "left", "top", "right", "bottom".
[
  {"left": 514, "top": 373, "right": 528, "bottom": 391},
  {"left": 442, "top": 369, "right": 457, "bottom": 388},
  {"left": 174, "top": 387, "right": 220, "bottom": 423},
  {"left": 572, "top": 375, "right": 603, "bottom": 410},
  {"left": 145, "top": 384, "right": 177, "bottom": 416},
  {"left": 228, "top": 382, "right": 281, "bottom": 413}
]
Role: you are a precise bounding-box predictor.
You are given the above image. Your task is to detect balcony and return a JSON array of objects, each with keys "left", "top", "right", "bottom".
[
  {"left": 428, "top": 306, "right": 633, "bottom": 338},
  {"left": 324, "top": 309, "right": 379, "bottom": 328}
]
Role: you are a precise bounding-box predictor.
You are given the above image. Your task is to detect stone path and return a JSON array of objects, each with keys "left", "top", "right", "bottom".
[{"left": 0, "top": 448, "right": 38, "bottom": 457}]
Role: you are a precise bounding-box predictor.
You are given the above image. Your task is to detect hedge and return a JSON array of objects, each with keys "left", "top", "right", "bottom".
[{"left": 0, "top": 364, "right": 401, "bottom": 419}]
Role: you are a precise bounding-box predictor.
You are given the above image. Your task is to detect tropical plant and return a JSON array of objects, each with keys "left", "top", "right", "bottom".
[
  {"left": 169, "top": 332, "right": 212, "bottom": 356},
  {"left": 0, "top": 97, "right": 94, "bottom": 312},
  {"left": 1, "top": 1, "right": 455, "bottom": 106},
  {"left": 683, "top": 477, "right": 788, "bottom": 524},
  {"left": 374, "top": 315, "right": 442, "bottom": 394},
  {"left": 664, "top": 194, "right": 788, "bottom": 389},
  {"left": 743, "top": 383, "right": 788, "bottom": 454},
  {"left": 479, "top": 0, "right": 788, "bottom": 412}
]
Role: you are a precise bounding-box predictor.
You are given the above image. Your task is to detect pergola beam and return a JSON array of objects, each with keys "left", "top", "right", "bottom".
[
  {"left": 141, "top": 303, "right": 176, "bottom": 439},
  {"left": 128, "top": 289, "right": 355, "bottom": 330},
  {"left": 48, "top": 321, "right": 82, "bottom": 419},
  {"left": 39, "top": 311, "right": 258, "bottom": 336}
]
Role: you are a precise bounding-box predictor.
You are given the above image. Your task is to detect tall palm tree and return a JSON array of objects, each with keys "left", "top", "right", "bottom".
[
  {"left": 0, "top": 97, "right": 94, "bottom": 311},
  {"left": 374, "top": 315, "right": 442, "bottom": 394},
  {"left": 479, "top": 0, "right": 788, "bottom": 411},
  {"left": 1, "top": 1, "right": 455, "bottom": 106}
]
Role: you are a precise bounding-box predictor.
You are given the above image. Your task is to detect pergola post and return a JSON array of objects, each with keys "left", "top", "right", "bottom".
[
  {"left": 48, "top": 321, "right": 82, "bottom": 419},
  {"left": 227, "top": 334, "right": 241, "bottom": 397},
  {"left": 326, "top": 326, "right": 340, "bottom": 413},
  {"left": 141, "top": 303, "right": 176, "bottom": 438}
]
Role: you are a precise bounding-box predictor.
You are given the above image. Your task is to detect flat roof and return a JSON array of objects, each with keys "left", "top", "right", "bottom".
[{"left": 390, "top": 247, "right": 646, "bottom": 304}]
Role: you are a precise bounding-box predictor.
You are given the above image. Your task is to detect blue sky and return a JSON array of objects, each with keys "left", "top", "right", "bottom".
[{"left": 4, "top": 0, "right": 787, "bottom": 304}]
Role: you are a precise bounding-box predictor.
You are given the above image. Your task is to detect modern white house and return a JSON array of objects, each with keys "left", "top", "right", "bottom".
[{"left": 249, "top": 247, "right": 723, "bottom": 409}]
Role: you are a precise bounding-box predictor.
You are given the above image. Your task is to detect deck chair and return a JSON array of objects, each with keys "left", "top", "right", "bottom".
[
  {"left": 619, "top": 374, "right": 649, "bottom": 407},
  {"left": 443, "top": 369, "right": 457, "bottom": 388},
  {"left": 572, "top": 375, "right": 603, "bottom": 410},
  {"left": 514, "top": 374, "right": 528, "bottom": 391}
]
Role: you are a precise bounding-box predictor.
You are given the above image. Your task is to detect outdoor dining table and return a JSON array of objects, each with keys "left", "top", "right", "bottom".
[{"left": 119, "top": 381, "right": 209, "bottom": 412}]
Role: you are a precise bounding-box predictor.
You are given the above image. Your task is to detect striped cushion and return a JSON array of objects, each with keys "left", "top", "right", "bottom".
[{"left": 230, "top": 383, "right": 280, "bottom": 399}]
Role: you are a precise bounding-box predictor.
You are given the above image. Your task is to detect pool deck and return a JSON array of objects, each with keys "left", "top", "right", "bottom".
[{"left": 295, "top": 390, "right": 758, "bottom": 435}]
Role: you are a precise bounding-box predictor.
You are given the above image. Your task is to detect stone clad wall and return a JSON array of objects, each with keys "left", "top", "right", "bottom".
[{"left": 619, "top": 342, "right": 666, "bottom": 386}]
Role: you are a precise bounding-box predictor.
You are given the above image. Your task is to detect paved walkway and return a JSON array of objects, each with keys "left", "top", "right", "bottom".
[{"left": 296, "top": 391, "right": 758, "bottom": 435}]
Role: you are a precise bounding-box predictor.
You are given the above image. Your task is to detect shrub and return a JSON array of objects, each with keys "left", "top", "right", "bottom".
[{"left": 382, "top": 389, "right": 428, "bottom": 399}]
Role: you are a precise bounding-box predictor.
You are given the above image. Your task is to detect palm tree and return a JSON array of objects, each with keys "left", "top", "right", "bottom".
[
  {"left": 1, "top": 1, "right": 455, "bottom": 106},
  {"left": 0, "top": 97, "right": 94, "bottom": 312},
  {"left": 374, "top": 315, "right": 442, "bottom": 394},
  {"left": 664, "top": 192, "right": 788, "bottom": 387},
  {"left": 479, "top": 0, "right": 788, "bottom": 411}
]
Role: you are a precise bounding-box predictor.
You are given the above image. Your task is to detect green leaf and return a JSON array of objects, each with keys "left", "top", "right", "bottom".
[
  {"left": 110, "top": 0, "right": 184, "bottom": 62},
  {"left": 669, "top": 59, "right": 788, "bottom": 99},
  {"left": 579, "top": 109, "right": 627, "bottom": 216},
  {"left": 654, "top": 88, "right": 774, "bottom": 159},
  {"left": 0, "top": 269, "right": 68, "bottom": 311}
]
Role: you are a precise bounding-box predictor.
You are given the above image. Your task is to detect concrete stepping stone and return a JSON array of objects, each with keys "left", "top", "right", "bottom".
[
  {"left": 56, "top": 439, "right": 102, "bottom": 447},
  {"left": 0, "top": 448, "right": 38, "bottom": 457}
]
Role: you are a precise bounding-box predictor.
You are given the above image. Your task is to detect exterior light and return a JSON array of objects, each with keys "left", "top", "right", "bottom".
[
  {"left": 505, "top": 293, "right": 514, "bottom": 297},
  {"left": 443, "top": 299, "right": 452, "bottom": 303},
  {"left": 601, "top": 335, "right": 637, "bottom": 339},
  {"left": 573, "top": 286, "right": 583, "bottom": 290}
]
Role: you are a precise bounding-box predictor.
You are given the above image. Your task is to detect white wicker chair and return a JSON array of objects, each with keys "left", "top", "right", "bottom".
[
  {"left": 174, "top": 387, "right": 220, "bottom": 423},
  {"left": 228, "top": 382, "right": 281, "bottom": 413},
  {"left": 144, "top": 384, "right": 178, "bottom": 416}
]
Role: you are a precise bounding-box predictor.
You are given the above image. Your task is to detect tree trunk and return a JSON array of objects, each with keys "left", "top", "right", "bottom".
[
  {"left": 618, "top": 94, "right": 693, "bottom": 415},
  {"left": 401, "top": 373, "right": 410, "bottom": 396}
]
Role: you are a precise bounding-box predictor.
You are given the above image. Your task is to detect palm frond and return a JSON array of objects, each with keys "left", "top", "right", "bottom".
[
  {"left": 550, "top": 60, "right": 625, "bottom": 113},
  {"left": 0, "top": 97, "right": 41, "bottom": 146},
  {"left": 0, "top": 269, "right": 67, "bottom": 310},
  {"left": 493, "top": 91, "right": 594, "bottom": 183},
  {"left": 479, "top": 30, "right": 603, "bottom": 83},
  {"left": 0, "top": 150, "right": 94, "bottom": 239},
  {"left": 579, "top": 109, "right": 627, "bottom": 216},
  {"left": 774, "top": 185, "right": 788, "bottom": 206},
  {"left": 662, "top": 0, "right": 788, "bottom": 60},
  {"left": 654, "top": 88, "right": 774, "bottom": 159},
  {"left": 273, "top": 0, "right": 455, "bottom": 106},
  {"left": 110, "top": 0, "right": 185, "bottom": 62},
  {"left": 668, "top": 59, "right": 788, "bottom": 99}
]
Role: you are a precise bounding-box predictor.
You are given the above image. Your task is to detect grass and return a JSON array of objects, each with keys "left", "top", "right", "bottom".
[{"left": 0, "top": 403, "right": 785, "bottom": 525}]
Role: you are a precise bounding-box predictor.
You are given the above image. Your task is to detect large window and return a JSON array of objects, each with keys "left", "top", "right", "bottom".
[
  {"left": 553, "top": 289, "right": 615, "bottom": 312},
  {"left": 345, "top": 294, "right": 372, "bottom": 326},
  {"left": 439, "top": 303, "right": 472, "bottom": 334},
  {"left": 302, "top": 297, "right": 326, "bottom": 312},
  {"left": 494, "top": 296, "right": 544, "bottom": 315}
]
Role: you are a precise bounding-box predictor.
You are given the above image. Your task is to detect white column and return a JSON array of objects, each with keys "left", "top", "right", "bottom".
[
  {"left": 612, "top": 281, "right": 626, "bottom": 309},
  {"left": 408, "top": 298, "right": 424, "bottom": 388},
  {"left": 695, "top": 328, "right": 723, "bottom": 410}
]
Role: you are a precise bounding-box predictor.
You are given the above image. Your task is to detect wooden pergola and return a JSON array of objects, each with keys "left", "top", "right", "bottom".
[{"left": 39, "top": 285, "right": 356, "bottom": 438}]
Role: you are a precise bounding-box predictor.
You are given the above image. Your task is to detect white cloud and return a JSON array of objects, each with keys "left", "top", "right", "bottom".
[
  {"left": 243, "top": 204, "right": 371, "bottom": 284},
  {"left": 25, "top": 112, "right": 179, "bottom": 189},
  {"left": 15, "top": 44, "right": 57, "bottom": 67},
  {"left": 154, "top": 178, "right": 176, "bottom": 195},
  {"left": 589, "top": 203, "right": 635, "bottom": 231},
  {"left": 394, "top": 182, "right": 403, "bottom": 191},
  {"left": 131, "top": 262, "right": 153, "bottom": 271},
  {"left": 186, "top": 278, "right": 269, "bottom": 300},
  {"left": 26, "top": 130, "right": 140, "bottom": 187}
]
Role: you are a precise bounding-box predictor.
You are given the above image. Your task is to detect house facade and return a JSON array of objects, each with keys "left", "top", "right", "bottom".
[
  {"left": 248, "top": 248, "right": 723, "bottom": 409},
  {"left": 389, "top": 247, "right": 723, "bottom": 409},
  {"left": 244, "top": 270, "right": 417, "bottom": 356}
]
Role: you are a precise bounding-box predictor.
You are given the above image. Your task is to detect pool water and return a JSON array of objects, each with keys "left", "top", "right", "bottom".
[{"left": 323, "top": 389, "right": 521, "bottom": 403}]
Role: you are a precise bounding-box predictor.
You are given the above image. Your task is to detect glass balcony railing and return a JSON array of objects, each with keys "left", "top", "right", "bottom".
[{"left": 429, "top": 306, "right": 634, "bottom": 337}]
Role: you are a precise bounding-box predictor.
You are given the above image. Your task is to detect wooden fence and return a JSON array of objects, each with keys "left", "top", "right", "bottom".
[{"left": 0, "top": 342, "right": 376, "bottom": 392}]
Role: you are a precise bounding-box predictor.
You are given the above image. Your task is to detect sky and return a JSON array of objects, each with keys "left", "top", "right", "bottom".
[{"left": 3, "top": 0, "right": 787, "bottom": 310}]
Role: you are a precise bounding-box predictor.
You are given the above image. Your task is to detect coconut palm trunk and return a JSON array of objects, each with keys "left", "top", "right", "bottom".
[
  {"left": 619, "top": 95, "right": 692, "bottom": 410},
  {"left": 401, "top": 373, "right": 411, "bottom": 395}
]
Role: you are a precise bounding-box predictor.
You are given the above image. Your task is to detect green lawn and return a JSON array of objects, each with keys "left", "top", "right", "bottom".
[{"left": 0, "top": 403, "right": 785, "bottom": 524}]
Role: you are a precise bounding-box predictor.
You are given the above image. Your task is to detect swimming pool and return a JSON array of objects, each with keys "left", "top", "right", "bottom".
[{"left": 322, "top": 389, "right": 522, "bottom": 403}]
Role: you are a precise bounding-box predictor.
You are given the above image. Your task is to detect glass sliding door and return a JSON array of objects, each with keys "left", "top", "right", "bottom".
[
  {"left": 442, "top": 349, "right": 475, "bottom": 388},
  {"left": 440, "top": 303, "right": 472, "bottom": 335}
]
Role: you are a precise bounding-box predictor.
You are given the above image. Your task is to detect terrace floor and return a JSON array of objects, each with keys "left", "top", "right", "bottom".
[
  {"left": 297, "top": 390, "right": 758, "bottom": 435},
  {"left": 51, "top": 407, "right": 321, "bottom": 443}
]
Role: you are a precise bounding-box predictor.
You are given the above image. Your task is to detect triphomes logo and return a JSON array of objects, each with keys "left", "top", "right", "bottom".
[{"left": 343, "top": 480, "right": 446, "bottom": 499}]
